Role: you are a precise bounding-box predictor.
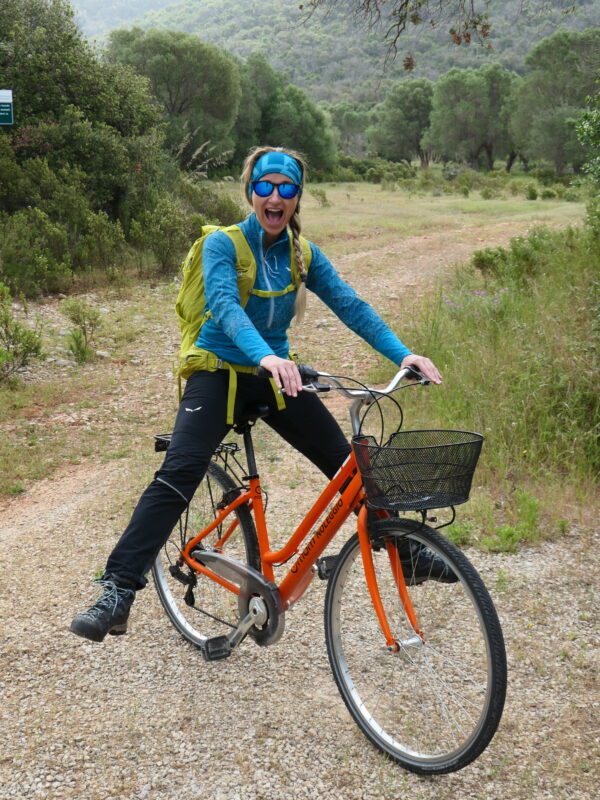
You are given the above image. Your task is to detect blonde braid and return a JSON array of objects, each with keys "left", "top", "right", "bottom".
[{"left": 289, "top": 209, "right": 307, "bottom": 324}]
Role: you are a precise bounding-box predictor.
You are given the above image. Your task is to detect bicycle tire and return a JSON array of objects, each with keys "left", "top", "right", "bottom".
[
  {"left": 152, "top": 460, "right": 260, "bottom": 648},
  {"left": 324, "top": 518, "right": 507, "bottom": 774}
]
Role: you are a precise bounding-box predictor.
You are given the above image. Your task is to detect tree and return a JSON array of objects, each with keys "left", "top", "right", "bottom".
[
  {"left": 0, "top": 0, "right": 173, "bottom": 294},
  {"left": 232, "top": 53, "right": 287, "bottom": 162},
  {"left": 509, "top": 29, "right": 600, "bottom": 173},
  {"left": 106, "top": 28, "right": 241, "bottom": 166},
  {"left": 577, "top": 73, "right": 600, "bottom": 183},
  {"left": 299, "top": 1, "right": 587, "bottom": 54},
  {"left": 232, "top": 53, "right": 338, "bottom": 171},
  {"left": 327, "top": 101, "right": 372, "bottom": 156},
  {"left": 423, "top": 63, "right": 517, "bottom": 169},
  {"left": 262, "top": 85, "right": 338, "bottom": 171},
  {"left": 299, "top": 1, "right": 492, "bottom": 49},
  {"left": 367, "top": 79, "right": 433, "bottom": 166}
]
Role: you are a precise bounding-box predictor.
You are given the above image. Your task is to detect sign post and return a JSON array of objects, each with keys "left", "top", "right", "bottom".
[{"left": 0, "top": 90, "right": 14, "bottom": 125}]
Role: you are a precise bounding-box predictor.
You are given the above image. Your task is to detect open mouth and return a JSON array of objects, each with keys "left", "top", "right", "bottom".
[{"left": 265, "top": 209, "right": 284, "bottom": 224}]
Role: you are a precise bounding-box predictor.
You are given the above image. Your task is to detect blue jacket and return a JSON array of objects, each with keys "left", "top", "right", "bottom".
[{"left": 196, "top": 212, "right": 411, "bottom": 366}]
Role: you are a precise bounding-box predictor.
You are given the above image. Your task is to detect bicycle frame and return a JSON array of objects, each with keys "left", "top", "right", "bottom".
[{"left": 179, "top": 444, "right": 421, "bottom": 649}]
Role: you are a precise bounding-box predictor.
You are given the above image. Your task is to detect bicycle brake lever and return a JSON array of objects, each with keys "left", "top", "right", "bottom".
[
  {"left": 405, "top": 365, "right": 431, "bottom": 385},
  {"left": 302, "top": 381, "right": 331, "bottom": 392}
]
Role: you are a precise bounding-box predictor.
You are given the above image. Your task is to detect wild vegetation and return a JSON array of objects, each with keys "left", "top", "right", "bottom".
[
  {"left": 2, "top": 1, "right": 597, "bottom": 302},
  {"left": 73, "top": 0, "right": 600, "bottom": 103},
  {"left": 371, "top": 214, "right": 599, "bottom": 551},
  {"left": 1, "top": 0, "right": 597, "bottom": 542}
]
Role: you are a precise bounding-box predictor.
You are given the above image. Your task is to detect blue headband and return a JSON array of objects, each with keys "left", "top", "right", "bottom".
[{"left": 249, "top": 152, "right": 303, "bottom": 198}]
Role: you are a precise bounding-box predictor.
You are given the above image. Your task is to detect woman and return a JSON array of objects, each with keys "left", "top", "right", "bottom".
[{"left": 70, "top": 146, "right": 444, "bottom": 643}]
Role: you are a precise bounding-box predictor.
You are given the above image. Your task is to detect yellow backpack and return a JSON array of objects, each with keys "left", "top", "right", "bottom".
[{"left": 176, "top": 224, "right": 312, "bottom": 380}]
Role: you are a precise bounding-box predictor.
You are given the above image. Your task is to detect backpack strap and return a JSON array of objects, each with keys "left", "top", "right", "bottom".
[{"left": 221, "top": 224, "right": 254, "bottom": 266}]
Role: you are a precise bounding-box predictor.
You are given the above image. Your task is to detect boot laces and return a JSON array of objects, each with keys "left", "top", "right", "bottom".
[{"left": 84, "top": 580, "right": 133, "bottom": 619}]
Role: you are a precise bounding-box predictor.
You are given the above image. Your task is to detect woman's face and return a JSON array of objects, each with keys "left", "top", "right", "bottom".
[{"left": 250, "top": 172, "right": 300, "bottom": 244}]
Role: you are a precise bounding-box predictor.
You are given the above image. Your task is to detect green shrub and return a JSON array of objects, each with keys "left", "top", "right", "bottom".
[
  {"left": 309, "top": 187, "right": 332, "bottom": 207},
  {"left": 330, "top": 155, "right": 415, "bottom": 184},
  {"left": 130, "top": 196, "right": 189, "bottom": 273},
  {"left": 61, "top": 297, "right": 102, "bottom": 363},
  {"left": 0, "top": 283, "right": 43, "bottom": 383},
  {"left": 78, "top": 211, "right": 126, "bottom": 268},
  {"left": 531, "top": 167, "right": 557, "bottom": 186},
  {"left": 0, "top": 208, "right": 73, "bottom": 297},
  {"left": 540, "top": 188, "right": 557, "bottom": 200},
  {"left": 585, "top": 196, "right": 600, "bottom": 240},
  {"left": 178, "top": 179, "right": 244, "bottom": 225},
  {"left": 472, "top": 226, "right": 557, "bottom": 284},
  {"left": 471, "top": 246, "right": 510, "bottom": 276},
  {"left": 365, "top": 166, "right": 384, "bottom": 183},
  {"left": 441, "top": 161, "right": 463, "bottom": 182},
  {"left": 525, "top": 183, "right": 538, "bottom": 200}
]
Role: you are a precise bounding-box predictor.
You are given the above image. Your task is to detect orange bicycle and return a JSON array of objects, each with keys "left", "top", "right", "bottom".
[{"left": 152, "top": 365, "right": 507, "bottom": 774}]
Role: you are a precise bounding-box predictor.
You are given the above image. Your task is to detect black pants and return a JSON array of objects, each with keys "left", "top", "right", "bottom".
[{"left": 105, "top": 370, "right": 351, "bottom": 589}]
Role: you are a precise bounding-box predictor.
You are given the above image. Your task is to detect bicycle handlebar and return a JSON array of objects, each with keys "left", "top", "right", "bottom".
[
  {"left": 257, "top": 363, "right": 428, "bottom": 396},
  {"left": 307, "top": 364, "right": 429, "bottom": 396},
  {"left": 257, "top": 362, "right": 429, "bottom": 435}
]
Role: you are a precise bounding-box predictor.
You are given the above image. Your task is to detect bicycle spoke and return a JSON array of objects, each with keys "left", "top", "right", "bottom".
[
  {"left": 152, "top": 461, "right": 259, "bottom": 648},
  {"left": 324, "top": 521, "right": 506, "bottom": 774}
]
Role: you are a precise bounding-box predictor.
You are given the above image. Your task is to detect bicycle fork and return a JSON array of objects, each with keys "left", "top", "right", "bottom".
[{"left": 356, "top": 506, "right": 424, "bottom": 652}]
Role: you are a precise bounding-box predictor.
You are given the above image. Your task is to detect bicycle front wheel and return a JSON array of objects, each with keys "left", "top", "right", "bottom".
[
  {"left": 324, "top": 519, "right": 507, "bottom": 774},
  {"left": 152, "top": 460, "right": 259, "bottom": 648}
]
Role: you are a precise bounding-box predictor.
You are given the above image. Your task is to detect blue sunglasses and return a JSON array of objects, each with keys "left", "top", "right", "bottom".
[{"left": 251, "top": 180, "right": 301, "bottom": 199}]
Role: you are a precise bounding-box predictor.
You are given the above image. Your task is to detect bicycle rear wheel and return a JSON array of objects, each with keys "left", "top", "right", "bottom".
[
  {"left": 324, "top": 518, "right": 507, "bottom": 774},
  {"left": 152, "top": 460, "right": 259, "bottom": 648}
]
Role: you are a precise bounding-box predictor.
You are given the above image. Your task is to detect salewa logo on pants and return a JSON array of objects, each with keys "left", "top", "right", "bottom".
[{"left": 185, "top": 406, "right": 202, "bottom": 413}]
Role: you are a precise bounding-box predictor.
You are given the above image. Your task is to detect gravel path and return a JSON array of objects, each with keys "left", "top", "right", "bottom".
[{"left": 1, "top": 215, "right": 598, "bottom": 799}]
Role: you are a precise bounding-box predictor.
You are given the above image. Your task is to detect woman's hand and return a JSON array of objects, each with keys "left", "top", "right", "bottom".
[
  {"left": 401, "top": 354, "right": 443, "bottom": 385},
  {"left": 259, "top": 355, "right": 303, "bottom": 397}
]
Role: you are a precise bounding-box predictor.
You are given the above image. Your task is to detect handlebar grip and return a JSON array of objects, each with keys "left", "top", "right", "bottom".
[
  {"left": 256, "top": 363, "right": 320, "bottom": 385},
  {"left": 404, "top": 365, "right": 430, "bottom": 385}
]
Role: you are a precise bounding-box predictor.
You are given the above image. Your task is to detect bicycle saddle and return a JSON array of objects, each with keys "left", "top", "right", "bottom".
[{"left": 234, "top": 404, "right": 270, "bottom": 427}]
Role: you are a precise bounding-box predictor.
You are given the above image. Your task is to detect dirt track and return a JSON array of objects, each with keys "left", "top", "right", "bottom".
[{"left": 1, "top": 212, "right": 598, "bottom": 799}]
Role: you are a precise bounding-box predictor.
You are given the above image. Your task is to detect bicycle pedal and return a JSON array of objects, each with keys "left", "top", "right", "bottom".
[
  {"left": 316, "top": 555, "right": 338, "bottom": 580},
  {"left": 202, "top": 635, "right": 232, "bottom": 662}
]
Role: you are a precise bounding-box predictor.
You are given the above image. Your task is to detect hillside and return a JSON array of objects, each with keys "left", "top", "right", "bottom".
[{"left": 72, "top": 0, "right": 600, "bottom": 103}]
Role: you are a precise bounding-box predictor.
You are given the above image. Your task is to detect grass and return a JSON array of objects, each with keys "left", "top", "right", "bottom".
[
  {"left": 370, "top": 217, "right": 599, "bottom": 544},
  {"left": 301, "top": 184, "right": 585, "bottom": 258},
  {"left": 0, "top": 282, "right": 180, "bottom": 495}
]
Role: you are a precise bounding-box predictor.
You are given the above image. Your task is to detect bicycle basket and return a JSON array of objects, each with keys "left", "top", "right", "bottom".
[{"left": 352, "top": 429, "right": 484, "bottom": 511}]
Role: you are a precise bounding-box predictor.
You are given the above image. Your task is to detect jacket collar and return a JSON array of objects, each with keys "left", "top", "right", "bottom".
[{"left": 245, "top": 212, "right": 290, "bottom": 250}]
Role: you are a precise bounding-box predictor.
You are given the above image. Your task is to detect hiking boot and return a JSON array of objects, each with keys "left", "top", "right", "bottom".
[
  {"left": 395, "top": 539, "right": 459, "bottom": 585},
  {"left": 70, "top": 579, "right": 135, "bottom": 642}
]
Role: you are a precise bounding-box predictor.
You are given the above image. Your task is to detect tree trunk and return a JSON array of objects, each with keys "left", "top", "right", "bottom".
[
  {"left": 483, "top": 144, "right": 494, "bottom": 171},
  {"left": 505, "top": 151, "right": 517, "bottom": 172}
]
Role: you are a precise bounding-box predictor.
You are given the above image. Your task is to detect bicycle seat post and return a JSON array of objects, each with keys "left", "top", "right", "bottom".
[
  {"left": 241, "top": 425, "right": 258, "bottom": 478},
  {"left": 233, "top": 404, "right": 269, "bottom": 478}
]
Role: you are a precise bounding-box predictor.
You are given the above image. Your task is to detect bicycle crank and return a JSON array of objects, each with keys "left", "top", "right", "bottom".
[{"left": 191, "top": 549, "right": 286, "bottom": 656}]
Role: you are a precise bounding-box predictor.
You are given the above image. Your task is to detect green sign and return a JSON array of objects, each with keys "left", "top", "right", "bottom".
[{"left": 0, "top": 90, "right": 14, "bottom": 125}]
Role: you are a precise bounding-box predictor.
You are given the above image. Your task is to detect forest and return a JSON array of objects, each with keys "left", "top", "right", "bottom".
[
  {"left": 0, "top": 0, "right": 598, "bottom": 301},
  {"left": 72, "top": 0, "right": 600, "bottom": 103}
]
